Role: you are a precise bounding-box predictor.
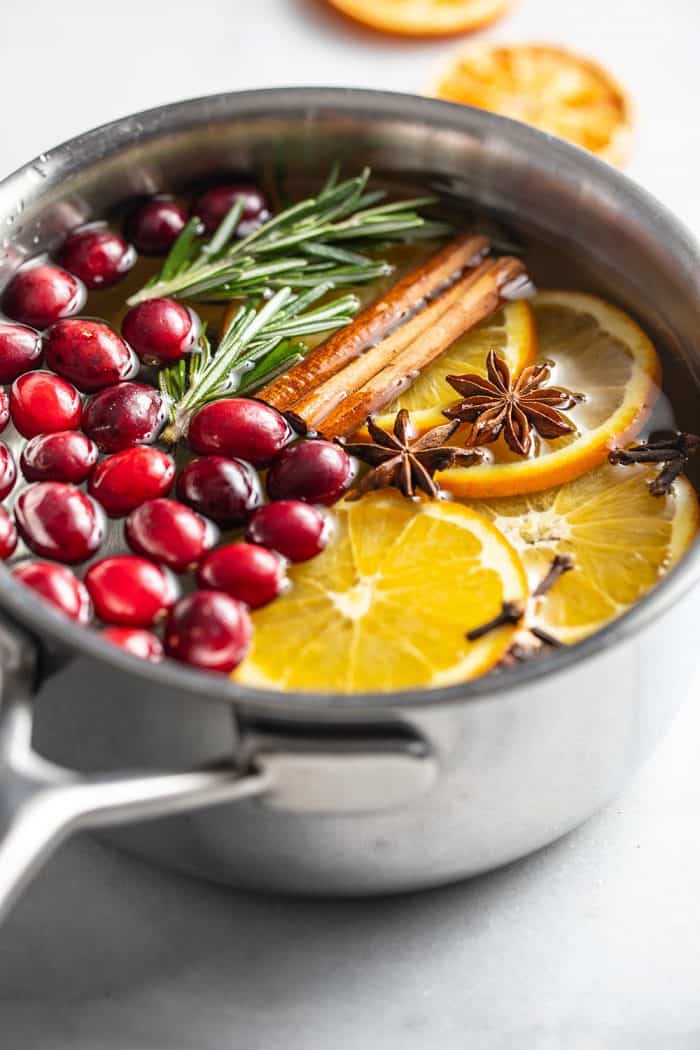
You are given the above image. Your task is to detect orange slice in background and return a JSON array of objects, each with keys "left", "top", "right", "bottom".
[
  {"left": 325, "top": 0, "right": 513, "bottom": 38},
  {"left": 434, "top": 43, "right": 633, "bottom": 165},
  {"left": 438, "top": 291, "right": 661, "bottom": 498}
]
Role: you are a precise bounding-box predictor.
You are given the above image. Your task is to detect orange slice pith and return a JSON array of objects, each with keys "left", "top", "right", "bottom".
[
  {"left": 325, "top": 0, "right": 513, "bottom": 38},
  {"left": 437, "top": 291, "right": 661, "bottom": 499},
  {"left": 434, "top": 43, "right": 633, "bottom": 166}
]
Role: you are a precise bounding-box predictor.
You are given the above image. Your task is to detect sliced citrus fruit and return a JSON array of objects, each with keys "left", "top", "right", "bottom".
[
  {"left": 467, "top": 462, "right": 699, "bottom": 646},
  {"left": 325, "top": 0, "right": 512, "bottom": 38},
  {"left": 438, "top": 290, "right": 662, "bottom": 498},
  {"left": 234, "top": 491, "right": 528, "bottom": 692},
  {"left": 434, "top": 43, "right": 633, "bottom": 165},
  {"left": 373, "top": 299, "right": 536, "bottom": 433}
]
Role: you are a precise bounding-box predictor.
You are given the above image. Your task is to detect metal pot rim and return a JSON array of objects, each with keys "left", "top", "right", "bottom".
[{"left": 1, "top": 85, "right": 698, "bottom": 714}]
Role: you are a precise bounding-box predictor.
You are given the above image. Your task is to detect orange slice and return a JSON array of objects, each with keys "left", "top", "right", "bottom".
[
  {"left": 438, "top": 291, "right": 661, "bottom": 498},
  {"left": 434, "top": 43, "right": 633, "bottom": 165},
  {"left": 325, "top": 0, "right": 512, "bottom": 38}
]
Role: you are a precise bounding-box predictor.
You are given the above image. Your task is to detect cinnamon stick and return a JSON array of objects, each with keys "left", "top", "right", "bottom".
[
  {"left": 257, "top": 232, "right": 490, "bottom": 411},
  {"left": 318, "top": 256, "right": 528, "bottom": 441}
]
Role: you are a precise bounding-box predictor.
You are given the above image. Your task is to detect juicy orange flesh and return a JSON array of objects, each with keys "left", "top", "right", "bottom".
[{"left": 326, "top": 0, "right": 512, "bottom": 37}]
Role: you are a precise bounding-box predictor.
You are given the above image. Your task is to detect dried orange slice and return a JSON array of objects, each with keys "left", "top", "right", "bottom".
[
  {"left": 438, "top": 291, "right": 661, "bottom": 498},
  {"left": 434, "top": 43, "right": 633, "bottom": 165},
  {"left": 234, "top": 491, "right": 528, "bottom": 692},
  {"left": 467, "top": 462, "right": 699, "bottom": 645},
  {"left": 325, "top": 0, "right": 512, "bottom": 38}
]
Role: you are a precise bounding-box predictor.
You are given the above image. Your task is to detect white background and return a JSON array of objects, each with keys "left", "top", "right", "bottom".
[{"left": 1, "top": 1, "right": 700, "bottom": 1047}]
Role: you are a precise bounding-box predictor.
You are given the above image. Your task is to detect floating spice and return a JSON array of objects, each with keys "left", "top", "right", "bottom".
[{"left": 609, "top": 431, "right": 700, "bottom": 496}]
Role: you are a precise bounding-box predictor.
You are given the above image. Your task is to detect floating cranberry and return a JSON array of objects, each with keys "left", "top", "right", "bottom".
[
  {"left": 121, "top": 298, "right": 198, "bottom": 364},
  {"left": 126, "top": 198, "right": 187, "bottom": 255},
  {"left": 198, "top": 543, "right": 285, "bottom": 609},
  {"left": 0, "top": 443, "right": 17, "bottom": 500},
  {"left": 2, "top": 264, "right": 85, "bottom": 329},
  {"left": 176, "top": 456, "right": 262, "bottom": 527},
  {"left": 0, "top": 390, "right": 8, "bottom": 433},
  {"left": 82, "top": 382, "right": 166, "bottom": 452},
  {"left": 266, "top": 439, "right": 354, "bottom": 506},
  {"left": 125, "top": 498, "right": 217, "bottom": 573},
  {"left": 194, "top": 184, "right": 269, "bottom": 234},
  {"left": 0, "top": 507, "right": 17, "bottom": 559},
  {"left": 12, "top": 561, "right": 91, "bottom": 623},
  {"left": 86, "top": 555, "right": 177, "bottom": 627},
  {"left": 188, "top": 398, "right": 292, "bottom": 466},
  {"left": 100, "top": 626, "right": 164, "bottom": 662},
  {"left": 15, "top": 482, "right": 104, "bottom": 563},
  {"left": 246, "top": 500, "right": 329, "bottom": 562},
  {"left": 0, "top": 323, "right": 43, "bottom": 382},
  {"left": 10, "top": 371, "right": 82, "bottom": 438},
  {"left": 164, "top": 591, "right": 252, "bottom": 673},
  {"left": 20, "top": 431, "right": 98, "bottom": 484},
  {"left": 44, "top": 319, "right": 138, "bottom": 393},
  {"left": 89, "top": 446, "right": 175, "bottom": 518},
  {"left": 57, "top": 226, "right": 136, "bottom": 289}
]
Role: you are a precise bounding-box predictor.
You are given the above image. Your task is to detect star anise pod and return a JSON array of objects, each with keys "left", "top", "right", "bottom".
[
  {"left": 609, "top": 431, "right": 700, "bottom": 496},
  {"left": 444, "top": 350, "right": 582, "bottom": 456},
  {"left": 342, "top": 409, "right": 482, "bottom": 501}
]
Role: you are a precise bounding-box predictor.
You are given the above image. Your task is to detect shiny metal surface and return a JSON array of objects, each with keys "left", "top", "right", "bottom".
[{"left": 0, "top": 89, "right": 699, "bottom": 902}]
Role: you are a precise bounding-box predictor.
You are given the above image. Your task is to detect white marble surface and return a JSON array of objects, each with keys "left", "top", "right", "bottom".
[{"left": 1, "top": 0, "right": 700, "bottom": 1046}]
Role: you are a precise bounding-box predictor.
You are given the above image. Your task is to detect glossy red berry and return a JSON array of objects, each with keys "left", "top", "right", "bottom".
[
  {"left": 164, "top": 590, "right": 252, "bottom": 672},
  {"left": 0, "top": 323, "right": 43, "bottom": 382},
  {"left": 20, "top": 430, "right": 98, "bottom": 484},
  {"left": 0, "top": 507, "right": 18, "bottom": 559},
  {"left": 2, "top": 263, "right": 85, "bottom": 329},
  {"left": 0, "top": 389, "right": 8, "bottom": 433},
  {"left": 266, "top": 439, "right": 354, "bottom": 506},
  {"left": 176, "top": 455, "right": 262, "bottom": 527},
  {"left": 57, "top": 226, "right": 136, "bottom": 289},
  {"left": 194, "top": 184, "right": 269, "bottom": 234},
  {"left": 188, "top": 398, "right": 292, "bottom": 466},
  {"left": 0, "top": 442, "right": 17, "bottom": 500},
  {"left": 15, "top": 482, "right": 104, "bottom": 563},
  {"left": 89, "top": 447, "right": 175, "bottom": 518},
  {"left": 121, "top": 298, "right": 198, "bottom": 364},
  {"left": 44, "top": 318, "right": 138, "bottom": 392},
  {"left": 198, "top": 542, "right": 285, "bottom": 609},
  {"left": 86, "top": 555, "right": 177, "bottom": 627},
  {"left": 10, "top": 371, "right": 82, "bottom": 438},
  {"left": 82, "top": 382, "right": 166, "bottom": 452},
  {"left": 100, "top": 626, "right": 164, "bottom": 661},
  {"left": 125, "top": 498, "right": 217, "bottom": 573},
  {"left": 246, "top": 500, "right": 329, "bottom": 562},
  {"left": 12, "top": 561, "right": 91, "bottom": 623},
  {"left": 126, "top": 198, "right": 187, "bottom": 255}
]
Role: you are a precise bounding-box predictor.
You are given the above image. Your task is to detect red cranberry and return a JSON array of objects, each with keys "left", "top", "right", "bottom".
[
  {"left": 198, "top": 542, "right": 285, "bottom": 609},
  {"left": 176, "top": 456, "right": 262, "bottom": 527},
  {"left": 86, "top": 555, "right": 177, "bottom": 627},
  {"left": 188, "top": 398, "right": 292, "bottom": 466},
  {"left": 20, "top": 430, "right": 98, "bottom": 484},
  {"left": 266, "top": 440, "right": 354, "bottom": 506},
  {"left": 10, "top": 371, "right": 82, "bottom": 438},
  {"left": 15, "top": 482, "right": 104, "bottom": 563},
  {"left": 246, "top": 500, "right": 329, "bottom": 562},
  {"left": 164, "top": 591, "right": 252, "bottom": 673},
  {"left": 100, "top": 626, "right": 164, "bottom": 661},
  {"left": 2, "top": 264, "right": 85, "bottom": 329},
  {"left": 0, "top": 507, "right": 17, "bottom": 559},
  {"left": 82, "top": 382, "right": 166, "bottom": 452},
  {"left": 0, "top": 323, "right": 43, "bottom": 382},
  {"left": 0, "top": 443, "right": 17, "bottom": 500},
  {"left": 12, "top": 561, "right": 91, "bottom": 623},
  {"left": 126, "top": 198, "right": 187, "bottom": 255},
  {"left": 89, "top": 447, "right": 175, "bottom": 518},
  {"left": 121, "top": 298, "right": 198, "bottom": 364},
  {"left": 0, "top": 389, "right": 8, "bottom": 433},
  {"left": 57, "top": 226, "right": 136, "bottom": 289},
  {"left": 194, "top": 184, "right": 269, "bottom": 234},
  {"left": 125, "top": 498, "right": 217, "bottom": 573},
  {"left": 44, "top": 319, "right": 138, "bottom": 393}
]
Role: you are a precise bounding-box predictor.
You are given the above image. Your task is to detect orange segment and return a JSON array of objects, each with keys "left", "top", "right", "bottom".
[
  {"left": 325, "top": 0, "right": 512, "bottom": 38},
  {"left": 434, "top": 43, "right": 633, "bottom": 165}
]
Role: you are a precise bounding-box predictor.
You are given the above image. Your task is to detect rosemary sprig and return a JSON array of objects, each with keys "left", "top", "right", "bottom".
[{"left": 128, "top": 168, "right": 449, "bottom": 306}]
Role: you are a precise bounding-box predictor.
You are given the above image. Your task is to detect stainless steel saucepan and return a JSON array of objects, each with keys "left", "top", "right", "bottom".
[{"left": 0, "top": 88, "right": 698, "bottom": 922}]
